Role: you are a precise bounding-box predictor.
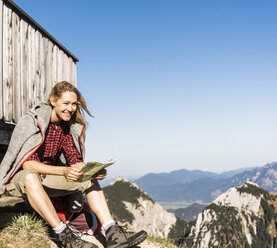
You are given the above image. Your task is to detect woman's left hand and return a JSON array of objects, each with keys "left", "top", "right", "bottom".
[{"left": 94, "top": 169, "right": 107, "bottom": 180}]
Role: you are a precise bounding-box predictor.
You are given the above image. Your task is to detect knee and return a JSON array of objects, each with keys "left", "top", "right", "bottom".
[
  {"left": 85, "top": 179, "right": 101, "bottom": 193},
  {"left": 24, "top": 172, "right": 41, "bottom": 189}
]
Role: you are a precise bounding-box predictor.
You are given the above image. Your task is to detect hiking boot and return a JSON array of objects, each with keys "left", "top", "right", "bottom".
[
  {"left": 124, "top": 229, "right": 148, "bottom": 247},
  {"left": 105, "top": 224, "right": 147, "bottom": 248},
  {"left": 57, "top": 226, "right": 98, "bottom": 248}
]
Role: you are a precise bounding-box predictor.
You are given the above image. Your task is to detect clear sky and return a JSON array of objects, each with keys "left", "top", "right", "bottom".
[{"left": 13, "top": 0, "right": 277, "bottom": 179}]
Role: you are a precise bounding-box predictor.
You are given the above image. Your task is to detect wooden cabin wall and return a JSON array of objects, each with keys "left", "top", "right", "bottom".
[{"left": 0, "top": 0, "right": 77, "bottom": 123}]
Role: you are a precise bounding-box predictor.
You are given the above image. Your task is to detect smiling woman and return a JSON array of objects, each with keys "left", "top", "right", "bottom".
[
  {"left": 0, "top": 81, "right": 148, "bottom": 248},
  {"left": 50, "top": 91, "right": 79, "bottom": 122},
  {"left": 48, "top": 81, "right": 92, "bottom": 127}
]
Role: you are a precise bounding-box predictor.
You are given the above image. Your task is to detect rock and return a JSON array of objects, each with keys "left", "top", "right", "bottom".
[
  {"left": 104, "top": 176, "right": 187, "bottom": 239},
  {"left": 180, "top": 181, "right": 277, "bottom": 248},
  {"left": 0, "top": 196, "right": 24, "bottom": 207}
]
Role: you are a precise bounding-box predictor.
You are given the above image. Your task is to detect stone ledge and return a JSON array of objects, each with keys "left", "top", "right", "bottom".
[{"left": 0, "top": 196, "right": 25, "bottom": 208}]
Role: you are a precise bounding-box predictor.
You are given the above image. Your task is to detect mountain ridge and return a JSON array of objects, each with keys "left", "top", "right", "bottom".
[
  {"left": 103, "top": 176, "right": 187, "bottom": 239},
  {"left": 179, "top": 181, "right": 277, "bottom": 248},
  {"left": 102, "top": 175, "right": 277, "bottom": 247},
  {"left": 134, "top": 162, "right": 277, "bottom": 203}
]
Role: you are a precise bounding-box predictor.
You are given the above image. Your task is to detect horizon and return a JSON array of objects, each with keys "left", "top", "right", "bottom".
[
  {"left": 101, "top": 161, "right": 276, "bottom": 185},
  {"left": 12, "top": 0, "right": 277, "bottom": 179}
]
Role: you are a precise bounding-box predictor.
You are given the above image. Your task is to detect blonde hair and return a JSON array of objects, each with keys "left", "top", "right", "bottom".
[{"left": 48, "top": 81, "right": 93, "bottom": 130}]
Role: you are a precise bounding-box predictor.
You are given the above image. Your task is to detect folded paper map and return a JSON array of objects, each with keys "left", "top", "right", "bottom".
[{"left": 76, "top": 159, "right": 116, "bottom": 182}]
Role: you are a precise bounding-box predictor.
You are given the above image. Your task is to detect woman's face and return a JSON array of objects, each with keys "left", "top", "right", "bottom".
[{"left": 50, "top": 91, "right": 78, "bottom": 122}]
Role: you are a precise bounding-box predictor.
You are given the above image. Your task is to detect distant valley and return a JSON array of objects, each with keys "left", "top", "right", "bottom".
[{"left": 168, "top": 203, "right": 206, "bottom": 221}]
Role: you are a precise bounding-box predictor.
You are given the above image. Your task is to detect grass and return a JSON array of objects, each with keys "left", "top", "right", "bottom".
[
  {"left": 0, "top": 213, "right": 55, "bottom": 248},
  {"left": 147, "top": 236, "right": 178, "bottom": 248},
  {"left": 0, "top": 212, "right": 180, "bottom": 248}
]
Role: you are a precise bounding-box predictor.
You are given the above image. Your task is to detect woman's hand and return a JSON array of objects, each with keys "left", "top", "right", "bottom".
[
  {"left": 93, "top": 169, "right": 107, "bottom": 180},
  {"left": 71, "top": 162, "right": 85, "bottom": 171},
  {"left": 64, "top": 162, "right": 85, "bottom": 181}
]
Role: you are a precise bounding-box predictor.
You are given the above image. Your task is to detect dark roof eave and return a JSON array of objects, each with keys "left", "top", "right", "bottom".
[{"left": 3, "top": 0, "right": 79, "bottom": 62}]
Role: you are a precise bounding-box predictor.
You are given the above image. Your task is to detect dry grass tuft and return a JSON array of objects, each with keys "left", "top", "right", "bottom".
[
  {"left": 147, "top": 236, "right": 178, "bottom": 248},
  {"left": 0, "top": 213, "right": 55, "bottom": 248}
]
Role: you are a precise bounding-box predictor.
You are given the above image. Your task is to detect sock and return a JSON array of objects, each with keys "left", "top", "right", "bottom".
[
  {"left": 101, "top": 220, "right": 116, "bottom": 232},
  {"left": 53, "top": 222, "right": 67, "bottom": 234}
]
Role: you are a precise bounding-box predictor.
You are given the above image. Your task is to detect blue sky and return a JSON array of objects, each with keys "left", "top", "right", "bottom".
[{"left": 13, "top": 0, "right": 277, "bottom": 179}]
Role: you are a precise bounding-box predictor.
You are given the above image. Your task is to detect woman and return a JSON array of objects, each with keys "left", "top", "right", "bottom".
[{"left": 0, "top": 81, "right": 147, "bottom": 248}]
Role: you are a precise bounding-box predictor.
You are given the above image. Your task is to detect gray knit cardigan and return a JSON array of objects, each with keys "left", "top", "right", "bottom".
[{"left": 0, "top": 103, "right": 85, "bottom": 195}]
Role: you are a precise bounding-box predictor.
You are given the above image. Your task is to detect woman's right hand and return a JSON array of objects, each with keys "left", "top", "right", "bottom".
[{"left": 63, "top": 167, "right": 83, "bottom": 181}]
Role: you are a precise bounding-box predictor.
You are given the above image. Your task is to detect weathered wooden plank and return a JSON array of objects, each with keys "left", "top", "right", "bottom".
[
  {"left": 70, "top": 58, "right": 77, "bottom": 85},
  {"left": 3, "top": 5, "right": 13, "bottom": 122},
  {"left": 12, "top": 12, "right": 21, "bottom": 123},
  {"left": 43, "top": 36, "right": 50, "bottom": 98},
  {"left": 63, "top": 53, "right": 69, "bottom": 82},
  {"left": 68, "top": 57, "right": 73, "bottom": 84},
  {"left": 69, "top": 57, "right": 76, "bottom": 85},
  {"left": 52, "top": 44, "right": 58, "bottom": 86},
  {"left": 72, "top": 59, "right": 76, "bottom": 85},
  {"left": 0, "top": 0, "right": 3, "bottom": 120},
  {"left": 27, "top": 25, "right": 32, "bottom": 109},
  {"left": 57, "top": 49, "right": 64, "bottom": 82},
  {"left": 29, "top": 26, "right": 36, "bottom": 109},
  {"left": 20, "top": 19, "right": 28, "bottom": 115},
  {"left": 67, "top": 55, "right": 73, "bottom": 84},
  {"left": 35, "top": 30, "right": 41, "bottom": 105},
  {"left": 39, "top": 34, "right": 46, "bottom": 101},
  {"left": 46, "top": 40, "right": 53, "bottom": 99}
]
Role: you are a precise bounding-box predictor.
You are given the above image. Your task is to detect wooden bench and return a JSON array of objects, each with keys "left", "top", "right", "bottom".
[{"left": 0, "top": 196, "right": 25, "bottom": 207}]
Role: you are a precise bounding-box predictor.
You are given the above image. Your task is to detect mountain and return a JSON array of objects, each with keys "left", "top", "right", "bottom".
[
  {"left": 134, "top": 169, "right": 227, "bottom": 202},
  {"left": 168, "top": 203, "right": 207, "bottom": 221},
  {"left": 135, "top": 175, "right": 227, "bottom": 202},
  {"left": 103, "top": 176, "right": 188, "bottom": 239},
  {"left": 150, "top": 178, "right": 227, "bottom": 202},
  {"left": 219, "top": 167, "right": 251, "bottom": 177},
  {"left": 135, "top": 169, "right": 224, "bottom": 188},
  {"left": 179, "top": 182, "right": 277, "bottom": 248},
  {"left": 228, "top": 162, "right": 277, "bottom": 192},
  {"left": 134, "top": 162, "right": 277, "bottom": 203},
  {"left": 211, "top": 162, "right": 277, "bottom": 201}
]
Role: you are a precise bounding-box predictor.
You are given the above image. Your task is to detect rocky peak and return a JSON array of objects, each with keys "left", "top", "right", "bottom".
[
  {"left": 103, "top": 177, "right": 187, "bottom": 239},
  {"left": 213, "top": 181, "right": 261, "bottom": 216},
  {"left": 110, "top": 176, "right": 144, "bottom": 191},
  {"left": 180, "top": 181, "right": 277, "bottom": 248}
]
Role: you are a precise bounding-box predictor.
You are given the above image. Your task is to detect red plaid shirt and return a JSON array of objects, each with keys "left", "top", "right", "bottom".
[{"left": 27, "top": 121, "right": 83, "bottom": 166}]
